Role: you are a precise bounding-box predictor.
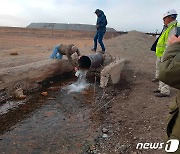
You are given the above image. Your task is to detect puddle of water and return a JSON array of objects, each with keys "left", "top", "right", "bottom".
[{"left": 64, "top": 69, "right": 90, "bottom": 93}]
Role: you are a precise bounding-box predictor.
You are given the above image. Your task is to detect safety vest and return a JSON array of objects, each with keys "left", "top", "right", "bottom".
[{"left": 156, "top": 22, "right": 179, "bottom": 57}]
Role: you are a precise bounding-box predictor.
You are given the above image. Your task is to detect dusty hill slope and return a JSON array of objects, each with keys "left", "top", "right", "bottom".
[
  {"left": 105, "top": 31, "right": 157, "bottom": 75},
  {"left": 106, "top": 31, "right": 155, "bottom": 61}
]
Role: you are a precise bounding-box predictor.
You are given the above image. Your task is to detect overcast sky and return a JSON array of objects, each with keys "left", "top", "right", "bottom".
[{"left": 0, "top": 0, "right": 180, "bottom": 32}]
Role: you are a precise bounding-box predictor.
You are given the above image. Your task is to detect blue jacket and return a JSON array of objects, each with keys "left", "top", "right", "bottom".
[{"left": 96, "top": 10, "right": 107, "bottom": 33}]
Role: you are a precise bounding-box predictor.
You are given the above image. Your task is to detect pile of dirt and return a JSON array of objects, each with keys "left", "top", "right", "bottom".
[
  {"left": 104, "top": 31, "right": 157, "bottom": 75},
  {"left": 106, "top": 30, "right": 155, "bottom": 58}
]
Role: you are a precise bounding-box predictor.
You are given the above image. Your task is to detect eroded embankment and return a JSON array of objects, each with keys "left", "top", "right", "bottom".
[{"left": 0, "top": 59, "right": 74, "bottom": 103}]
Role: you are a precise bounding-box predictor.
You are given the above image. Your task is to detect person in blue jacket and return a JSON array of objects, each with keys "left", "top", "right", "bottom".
[{"left": 91, "top": 9, "right": 107, "bottom": 54}]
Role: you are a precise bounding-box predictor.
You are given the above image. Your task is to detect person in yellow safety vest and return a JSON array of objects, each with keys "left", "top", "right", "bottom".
[{"left": 154, "top": 9, "right": 179, "bottom": 97}]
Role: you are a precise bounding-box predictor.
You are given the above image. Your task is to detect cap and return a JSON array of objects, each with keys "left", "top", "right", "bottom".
[{"left": 163, "top": 9, "right": 178, "bottom": 19}]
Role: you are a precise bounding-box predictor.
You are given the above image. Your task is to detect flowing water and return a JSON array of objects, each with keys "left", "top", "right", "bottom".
[
  {"left": 65, "top": 69, "right": 89, "bottom": 93},
  {"left": 0, "top": 71, "right": 102, "bottom": 153}
]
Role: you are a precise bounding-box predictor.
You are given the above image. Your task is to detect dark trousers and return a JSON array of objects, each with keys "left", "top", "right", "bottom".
[{"left": 93, "top": 31, "right": 105, "bottom": 51}]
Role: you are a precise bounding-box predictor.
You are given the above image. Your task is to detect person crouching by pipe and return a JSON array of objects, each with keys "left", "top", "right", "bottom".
[{"left": 50, "top": 44, "right": 81, "bottom": 67}]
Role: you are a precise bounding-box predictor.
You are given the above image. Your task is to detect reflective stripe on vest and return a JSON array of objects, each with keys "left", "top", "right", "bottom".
[{"left": 156, "top": 22, "right": 178, "bottom": 57}]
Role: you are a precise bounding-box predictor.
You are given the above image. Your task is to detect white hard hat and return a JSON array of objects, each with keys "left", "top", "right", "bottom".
[{"left": 163, "top": 9, "right": 178, "bottom": 19}]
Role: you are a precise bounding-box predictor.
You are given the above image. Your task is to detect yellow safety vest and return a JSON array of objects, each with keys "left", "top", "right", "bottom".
[{"left": 156, "top": 22, "right": 178, "bottom": 57}]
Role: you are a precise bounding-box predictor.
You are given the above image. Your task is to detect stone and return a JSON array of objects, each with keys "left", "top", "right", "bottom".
[
  {"left": 102, "top": 133, "right": 108, "bottom": 138},
  {"left": 100, "top": 59, "right": 127, "bottom": 88},
  {"left": 90, "top": 145, "right": 96, "bottom": 151},
  {"left": 19, "top": 95, "right": 27, "bottom": 99},
  {"left": 41, "top": 92, "right": 48, "bottom": 96},
  {"left": 102, "top": 128, "right": 108, "bottom": 133},
  {"left": 73, "top": 96, "right": 78, "bottom": 99},
  {"left": 10, "top": 52, "right": 18, "bottom": 55},
  {"left": 14, "top": 88, "right": 26, "bottom": 99},
  {"left": 48, "top": 87, "right": 60, "bottom": 91},
  {"left": 47, "top": 97, "right": 56, "bottom": 100}
]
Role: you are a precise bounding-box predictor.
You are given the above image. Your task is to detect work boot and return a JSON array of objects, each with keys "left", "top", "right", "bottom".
[
  {"left": 153, "top": 90, "right": 160, "bottom": 93},
  {"left": 155, "top": 93, "right": 169, "bottom": 97},
  {"left": 91, "top": 48, "right": 96, "bottom": 52},
  {"left": 98, "top": 50, "right": 105, "bottom": 54},
  {"left": 152, "top": 78, "right": 159, "bottom": 82}
]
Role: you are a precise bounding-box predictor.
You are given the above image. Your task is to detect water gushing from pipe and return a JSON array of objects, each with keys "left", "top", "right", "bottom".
[{"left": 66, "top": 69, "right": 89, "bottom": 93}]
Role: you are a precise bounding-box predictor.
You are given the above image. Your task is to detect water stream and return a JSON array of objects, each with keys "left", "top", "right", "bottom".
[
  {"left": 65, "top": 69, "right": 90, "bottom": 93},
  {"left": 0, "top": 71, "right": 102, "bottom": 153}
]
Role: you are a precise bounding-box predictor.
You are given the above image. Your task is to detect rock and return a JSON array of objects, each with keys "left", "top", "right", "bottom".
[
  {"left": 19, "top": 95, "right": 27, "bottom": 99},
  {"left": 10, "top": 52, "right": 18, "bottom": 55},
  {"left": 44, "top": 111, "right": 54, "bottom": 117},
  {"left": 100, "top": 59, "right": 126, "bottom": 88},
  {"left": 102, "top": 133, "right": 108, "bottom": 138},
  {"left": 133, "top": 137, "right": 138, "bottom": 140},
  {"left": 147, "top": 125, "right": 151, "bottom": 131},
  {"left": 73, "top": 96, "right": 78, "bottom": 99},
  {"left": 89, "top": 145, "right": 96, "bottom": 151},
  {"left": 118, "top": 145, "right": 128, "bottom": 153},
  {"left": 102, "top": 128, "right": 108, "bottom": 133},
  {"left": 41, "top": 92, "right": 48, "bottom": 96},
  {"left": 14, "top": 88, "right": 27, "bottom": 99},
  {"left": 48, "top": 87, "right": 60, "bottom": 91},
  {"left": 105, "top": 96, "right": 112, "bottom": 100},
  {"left": 47, "top": 97, "right": 56, "bottom": 100},
  {"left": 96, "top": 97, "right": 101, "bottom": 100}
]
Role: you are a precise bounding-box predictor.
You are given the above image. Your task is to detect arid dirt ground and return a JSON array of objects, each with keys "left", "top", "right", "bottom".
[
  {"left": 0, "top": 32, "right": 92, "bottom": 69},
  {"left": 0, "top": 30, "right": 178, "bottom": 154}
]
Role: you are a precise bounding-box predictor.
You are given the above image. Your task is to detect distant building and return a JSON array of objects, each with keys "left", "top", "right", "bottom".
[{"left": 27, "top": 23, "right": 116, "bottom": 32}]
